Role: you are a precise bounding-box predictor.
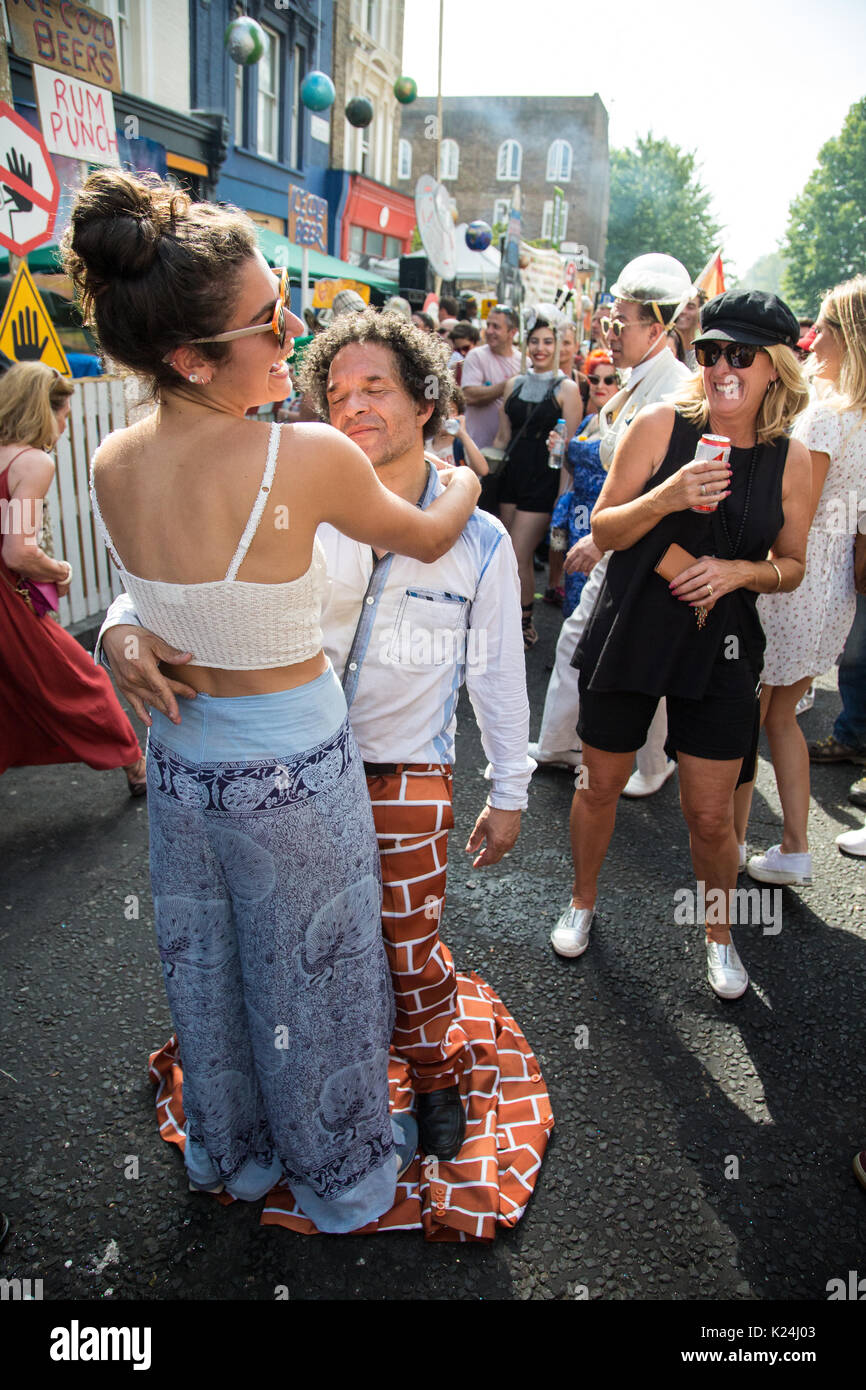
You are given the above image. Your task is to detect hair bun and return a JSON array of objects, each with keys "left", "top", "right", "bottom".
[{"left": 63, "top": 169, "right": 188, "bottom": 301}]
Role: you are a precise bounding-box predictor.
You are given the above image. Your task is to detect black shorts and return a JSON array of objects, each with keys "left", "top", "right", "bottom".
[
  {"left": 577, "top": 656, "right": 760, "bottom": 772},
  {"left": 498, "top": 452, "right": 559, "bottom": 514}
]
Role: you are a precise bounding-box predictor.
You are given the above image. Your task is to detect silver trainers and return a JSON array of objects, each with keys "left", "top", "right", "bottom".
[
  {"left": 706, "top": 936, "right": 749, "bottom": 999},
  {"left": 551, "top": 905, "right": 594, "bottom": 958}
]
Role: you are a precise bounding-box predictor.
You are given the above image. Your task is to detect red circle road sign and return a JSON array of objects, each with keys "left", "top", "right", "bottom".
[{"left": 0, "top": 103, "right": 60, "bottom": 258}]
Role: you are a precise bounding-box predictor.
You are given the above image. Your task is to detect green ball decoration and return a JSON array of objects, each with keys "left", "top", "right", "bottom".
[
  {"left": 224, "top": 16, "right": 268, "bottom": 66},
  {"left": 393, "top": 76, "right": 418, "bottom": 105},
  {"left": 345, "top": 96, "right": 374, "bottom": 129}
]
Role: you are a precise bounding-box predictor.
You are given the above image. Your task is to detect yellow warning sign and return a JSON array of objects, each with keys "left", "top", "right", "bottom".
[{"left": 0, "top": 261, "right": 70, "bottom": 374}]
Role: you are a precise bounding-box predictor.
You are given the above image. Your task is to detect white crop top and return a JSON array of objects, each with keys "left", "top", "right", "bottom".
[{"left": 90, "top": 422, "right": 328, "bottom": 670}]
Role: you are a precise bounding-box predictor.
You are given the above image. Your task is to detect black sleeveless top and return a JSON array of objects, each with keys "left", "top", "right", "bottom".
[
  {"left": 503, "top": 374, "right": 565, "bottom": 470},
  {"left": 572, "top": 411, "right": 788, "bottom": 699}
]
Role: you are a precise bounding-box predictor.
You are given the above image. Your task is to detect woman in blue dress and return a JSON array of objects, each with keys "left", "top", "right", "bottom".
[{"left": 549, "top": 351, "right": 619, "bottom": 615}]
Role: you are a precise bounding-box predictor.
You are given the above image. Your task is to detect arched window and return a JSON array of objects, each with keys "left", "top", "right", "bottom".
[
  {"left": 397, "top": 138, "right": 412, "bottom": 180},
  {"left": 546, "top": 139, "right": 573, "bottom": 182},
  {"left": 497, "top": 139, "right": 521, "bottom": 181},
  {"left": 439, "top": 138, "right": 459, "bottom": 180}
]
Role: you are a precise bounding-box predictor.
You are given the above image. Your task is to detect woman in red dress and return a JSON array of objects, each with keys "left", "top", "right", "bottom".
[{"left": 0, "top": 362, "right": 145, "bottom": 791}]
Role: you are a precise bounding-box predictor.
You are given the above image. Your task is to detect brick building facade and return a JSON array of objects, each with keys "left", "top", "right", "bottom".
[{"left": 398, "top": 94, "right": 610, "bottom": 272}]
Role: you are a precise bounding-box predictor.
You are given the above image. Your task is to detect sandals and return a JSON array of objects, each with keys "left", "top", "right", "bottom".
[
  {"left": 543, "top": 585, "right": 564, "bottom": 607},
  {"left": 521, "top": 604, "right": 538, "bottom": 650},
  {"left": 123, "top": 756, "right": 147, "bottom": 797}
]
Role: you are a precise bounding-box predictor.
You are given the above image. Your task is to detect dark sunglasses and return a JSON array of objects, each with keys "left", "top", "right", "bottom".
[
  {"left": 694, "top": 341, "right": 763, "bottom": 369},
  {"left": 588, "top": 373, "right": 617, "bottom": 385}
]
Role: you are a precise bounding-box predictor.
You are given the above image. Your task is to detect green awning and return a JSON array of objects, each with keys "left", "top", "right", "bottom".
[
  {"left": 255, "top": 227, "right": 397, "bottom": 293},
  {"left": 0, "top": 243, "right": 64, "bottom": 274}
]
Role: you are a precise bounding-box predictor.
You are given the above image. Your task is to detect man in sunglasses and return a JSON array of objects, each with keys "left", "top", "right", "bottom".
[{"left": 531, "top": 254, "right": 693, "bottom": 808}]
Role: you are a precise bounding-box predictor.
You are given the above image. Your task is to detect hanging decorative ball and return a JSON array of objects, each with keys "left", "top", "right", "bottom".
[
  {"left": 300, "top": 70, "right": 336, "bottom": 111},
  {"left": 224, "top": 16, "right": 268, "bottom": 66},
  {"left": 345, "top": 96, "right": 374, "bottom": 129},
  {"left": 465, "top": 220, "right": 492, "bottom": 252},
  {"left": 393, "top": 76, "right": 418, "bottom": 105}
]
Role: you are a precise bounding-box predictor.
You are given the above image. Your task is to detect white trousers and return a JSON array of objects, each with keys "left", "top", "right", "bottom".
[{"left": 536, "top": 552, "right": 669, "bottom": 776}]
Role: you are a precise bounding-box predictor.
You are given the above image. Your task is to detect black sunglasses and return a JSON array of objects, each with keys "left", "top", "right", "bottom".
[
  {"left": 694, "top": 342, "right": 764, "bottom": 369},
  {"left": 588, "top": 373, "right": 617, "bottom": 385}
]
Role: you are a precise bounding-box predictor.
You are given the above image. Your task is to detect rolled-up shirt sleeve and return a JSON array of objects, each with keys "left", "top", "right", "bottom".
[
  {"left": 465, "top": 532, "right": 535, "bottom": 809},
  {"left": 94, "top": 590, "right": 141, "bottom": 668}
]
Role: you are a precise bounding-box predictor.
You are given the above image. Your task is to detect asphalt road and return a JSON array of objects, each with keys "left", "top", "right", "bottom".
[{"left": 2, "top": 600, "right": 865, "bottom": 1321}]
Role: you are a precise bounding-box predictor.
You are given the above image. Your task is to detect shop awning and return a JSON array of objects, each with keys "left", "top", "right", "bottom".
[
  {"left": 255, "top": 227, "right": 397, "bottom": 293},
  {"left": 0, "top": 243, "right": 63, "bottom": 274}
]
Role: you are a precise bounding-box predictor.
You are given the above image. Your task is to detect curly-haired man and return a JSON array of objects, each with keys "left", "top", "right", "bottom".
[{"left": 98, "top": 311, "right": 533, "bottom": 1162}]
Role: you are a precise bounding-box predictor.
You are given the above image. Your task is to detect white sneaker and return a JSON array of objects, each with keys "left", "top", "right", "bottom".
[
  {"left": 738, "top": 843, "right": 747, "bottom": 873},
  {"left": 795, "top": 686, "right": 815, "bottom": 717},
  {"left": 836, "top": 824, "right": 866, "bottom": 858},
  {"left": 621, "top": 759, "right": 677, "bottom": 798},
  {"left": 550, "top": 905, "right": 594, "bottom": 958},
  {"left": 706, "top": 936, "right": 749, "bottom": 999},
  {"left": 528, "top": 741, "right": 581, "bottom": 770},
  {"left": 747, "top": 844, "right": 812, "bottom": 885}
]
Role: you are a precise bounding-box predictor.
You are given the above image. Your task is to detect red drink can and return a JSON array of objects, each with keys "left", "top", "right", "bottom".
[{"left": 690, "top": 433, "right": 731, "bottom": 512}]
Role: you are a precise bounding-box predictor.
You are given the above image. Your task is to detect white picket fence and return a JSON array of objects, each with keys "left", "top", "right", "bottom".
[{"left": 47, "top": 376, "right": 130, "bottom": 631}]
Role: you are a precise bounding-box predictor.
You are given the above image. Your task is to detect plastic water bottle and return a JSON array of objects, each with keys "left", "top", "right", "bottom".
[{"left": 548, "top": 417, "right": 566, "bottom": 470}]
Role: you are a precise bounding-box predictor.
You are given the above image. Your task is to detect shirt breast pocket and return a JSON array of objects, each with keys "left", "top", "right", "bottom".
[{"left": 387, "top": 588, "right": 470, "bottom": 666}]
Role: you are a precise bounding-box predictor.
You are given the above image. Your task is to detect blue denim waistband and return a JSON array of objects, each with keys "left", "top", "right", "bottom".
[{"left": 147, "top": 662, "right": 347, "bottom": 765}]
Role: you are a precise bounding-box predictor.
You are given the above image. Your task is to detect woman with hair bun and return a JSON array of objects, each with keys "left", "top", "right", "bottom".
[
  {"left": 0, "top": 362, "right": 145, "bottom": 793},
  {"left": 63, "top": 169, "right": 479, "bottom": 1228}
]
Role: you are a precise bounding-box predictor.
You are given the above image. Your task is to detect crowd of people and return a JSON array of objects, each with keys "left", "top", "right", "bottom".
[{"left": 2, "top": 162, "right": 865, "bottom": 1227}]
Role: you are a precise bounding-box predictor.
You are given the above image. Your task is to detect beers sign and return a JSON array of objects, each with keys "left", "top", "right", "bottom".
[
  {"left": 288, "top": 184, "right": 327, "bottom": 256},
  {"left": 7, "top": 0, "right": 121, "bottom": 93}
]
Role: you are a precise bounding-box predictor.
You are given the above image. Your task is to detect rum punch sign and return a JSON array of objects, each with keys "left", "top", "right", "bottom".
[{"left": 33, "top": 64, "right": 119, "bottom": 167}]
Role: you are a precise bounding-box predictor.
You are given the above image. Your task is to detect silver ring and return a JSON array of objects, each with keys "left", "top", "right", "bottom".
[{"left": 701, "top": 483, "right": 707, "bottom": 496}]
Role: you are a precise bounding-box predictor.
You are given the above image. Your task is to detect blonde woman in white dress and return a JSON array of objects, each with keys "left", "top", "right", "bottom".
[{"left": 736, "top": 275, "right": 866, "bottom": 883}]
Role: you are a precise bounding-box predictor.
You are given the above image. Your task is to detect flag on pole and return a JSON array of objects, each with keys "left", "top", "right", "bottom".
[{"left": 695, "top": 248, "right": 725, "bottom": 299}]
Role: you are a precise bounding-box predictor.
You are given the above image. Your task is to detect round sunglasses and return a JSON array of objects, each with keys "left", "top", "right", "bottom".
[
  {"left": 694, "top": 342, "right": 764, "bottom": 369},
  {"left": 191, "top": 268, "right": 290, "bottom": 351},
  {"left": 588, "top": 372, "right": 617, "bottom": 385}
]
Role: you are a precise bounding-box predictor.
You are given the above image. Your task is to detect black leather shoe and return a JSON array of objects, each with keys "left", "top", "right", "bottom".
[{"left": 417, "top": 1085, "right": 466, "bottom": 1160}]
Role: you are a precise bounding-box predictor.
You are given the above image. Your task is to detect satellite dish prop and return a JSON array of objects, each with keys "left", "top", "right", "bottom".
[{"left": 414, "top": 174, "right": 457, "bottom": 281}]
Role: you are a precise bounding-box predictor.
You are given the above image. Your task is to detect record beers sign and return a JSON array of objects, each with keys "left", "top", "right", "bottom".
[{"left": 6, "top": 0, "right": 121, "bottom": 93}]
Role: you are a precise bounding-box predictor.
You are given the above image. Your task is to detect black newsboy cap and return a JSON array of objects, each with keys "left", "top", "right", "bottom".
[{"left": 695, "top": 291, "right": 800, "bottom": 349}]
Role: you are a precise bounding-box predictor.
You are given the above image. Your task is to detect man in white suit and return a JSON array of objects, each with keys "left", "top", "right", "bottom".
[{"left": 531, "top": 255, "right": 694, "bottom": 796}]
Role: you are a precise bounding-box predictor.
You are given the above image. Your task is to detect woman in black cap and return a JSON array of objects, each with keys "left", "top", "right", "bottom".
[{"left": 550, "top": 290, "right": 811, "bottom": 1000}]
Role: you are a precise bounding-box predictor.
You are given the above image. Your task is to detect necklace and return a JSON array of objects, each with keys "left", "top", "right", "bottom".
[{"left": 718, "top": 442, "right": 760, "bottom": 559}]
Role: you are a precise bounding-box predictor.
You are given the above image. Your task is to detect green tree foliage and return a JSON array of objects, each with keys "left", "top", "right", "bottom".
[
  {"left": 782, "top": 98, "right": 866, "bottom": 316},
  {"left": 605, "top": 135, "right": 721, "bottom": 281}
]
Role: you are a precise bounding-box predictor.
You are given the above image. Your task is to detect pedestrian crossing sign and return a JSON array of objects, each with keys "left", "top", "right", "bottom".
[{"left": 0, "top": 261, "right": 70, "bottom": 374}]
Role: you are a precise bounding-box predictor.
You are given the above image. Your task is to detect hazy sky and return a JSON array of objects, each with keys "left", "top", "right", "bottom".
[{"left": 402, "top": 0, "right": 866, "bottom": 282}]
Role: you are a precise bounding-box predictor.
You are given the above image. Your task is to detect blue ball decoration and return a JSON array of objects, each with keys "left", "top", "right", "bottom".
[
  {"left": 345, "top": 96, "right": 374, "bottom": 129},
  {"left": 301, "top": 70, "right": 336, "bottom": 112},
  {"left": 465, "top": 220, "right": 493, "bottom": 252},
  {"left": 224, "top": 16, "right": 268, "bottom": 66}
]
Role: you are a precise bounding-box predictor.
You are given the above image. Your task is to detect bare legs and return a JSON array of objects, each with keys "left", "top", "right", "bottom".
[
  {"left": 498, "top": 505, "right": 552, "bottom": 609},
  {"left": 568, "top": 744, "right": 634, "bottom": 908},
  {"left": 569, "top": 743, "right": 743, "bottom": 944},
  {"left": 677, "top": 752, "right": 743, "bottom": 944},
  {"left": 733, "top": 677, "right": 814, "bottom": 853}
]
